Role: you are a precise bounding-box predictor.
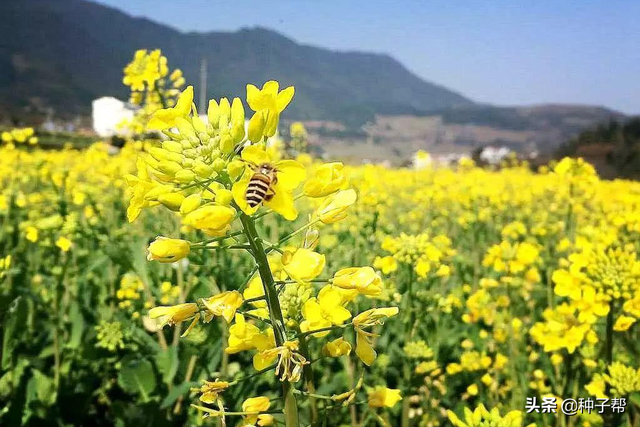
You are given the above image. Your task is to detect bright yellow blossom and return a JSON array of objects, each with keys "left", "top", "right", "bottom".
[
  {"left": 300, "top": 286, "right": 351, "bottom": 337},
  {"left": 323, "top": 337, "right": 352, "bottom": 357},
  {"left": 183, "top": 205, "right": 235, "bottom": 236},
  {"left": 282, "top": 248, "right": 326, "bottom": 283},
  {"left": 232, "top": 145, "right": 306, "bottom": 220},
  {"left": 304, "top": 162, "right": 347, "bottom": 198},
  {"left": 147, "top": 237, "right": 190, "bottom": 263},
  {"left": 56, "top": 236, "right": 72, "bottom": 252},
  {"left": 147, "top": 86, "right": 194, "bottom": 130},
  {"left": 246, "top": 81, "right": 295, "bottom": 139},
  {"left": 202, "top": 291, "right": 243, "bottom": 323},
  {"left": 313, "top": 189, "right": 357, "bottom": 224},
  {"left": 367, "top": 386, "right": 402, "bottom": 408}
]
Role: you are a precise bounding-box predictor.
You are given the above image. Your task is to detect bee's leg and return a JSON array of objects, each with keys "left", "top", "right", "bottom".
[{"left": 264, "top": 189, "right": 276, "bottom": 202}]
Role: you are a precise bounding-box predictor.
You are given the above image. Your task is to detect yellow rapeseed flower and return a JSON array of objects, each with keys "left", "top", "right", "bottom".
[
  {"left": 246, "top": 81, "right": 295, "bottom": 139},
  {"left": 331, "top": 267, "right": 383, "bottom": 297},
  {"left": 147, "top": 237, "right": 190, "bottom": 263},
  {"left": 367, "top": 386, "right": 402, "bottom": 408},
  {"left": 202, "top": 291, "right": 244, "bottom": 323},
  {"left": 300, "top": 286, "right": 351, "bottom": 337}
]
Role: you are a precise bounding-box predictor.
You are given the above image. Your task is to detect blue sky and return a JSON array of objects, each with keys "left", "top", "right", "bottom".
[{"left": 94, "top": 0, "right": 640, "bottom": 114}]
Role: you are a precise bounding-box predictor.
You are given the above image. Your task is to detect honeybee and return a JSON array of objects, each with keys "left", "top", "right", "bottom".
[{"left": 246, "top": 162, "right": 278, "bottom": 207}]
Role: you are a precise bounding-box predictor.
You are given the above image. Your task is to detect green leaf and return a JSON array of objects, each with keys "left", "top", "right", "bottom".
[
  {"left": 23, "top": 369, "right": 57, "bottom": 423},
  {"left": 0, "top": 371, "right": 12, "bottom": 399},
  {"left": 32, "top": 370, "right": 56, "bottom": 406},
  {"left": 2, "top": 297, "right": 28, "bottom": 370},
  {"left": 630, "top": 392, "right": 640, "bottom": 407},
  {"left": 66, "top": 302, "right": 85, "bottom": 350},
  {"left": 155, "top": 346, "right": 178, "bottom": 386},
  {"left": 117, "top": 359, "right": 157, "bottom": 401},
  {"left": 159, "top": 381, "right": 197, "bottom": 409}
]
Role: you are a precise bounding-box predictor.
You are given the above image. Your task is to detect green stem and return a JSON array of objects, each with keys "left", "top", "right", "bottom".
[
  {"left": 220, "top": 319, "right": 229, "bottom": 379},
  {"left": 230, "top": 363, "right": 278, "bottom": 385},
  {"left": 603, "top": 301, "right": 621, "bottom": 426},
  {"left": 401, "top": 266, "right": 415, "bottom": 427},
  {"left": 195, "top": 230, "right": 244, "bottom": 246},
  {"left": 190, "top": 244, "right": 251, "bottom": 251},
  {"left": 297, "top": 331, "right": 319, "bottom": 426},
  {"left": 240, "top": 213, "right": 299, "bottom": 427},
  {"left": 278, "top": 220, "right": 320, "bottom": 246},
  {"left": 605, "top": 302, "right": 615, "bottom": 365},
  {"left": 293, "top": 389, "right": 334, "bottom": 401},
  {"left": 174, "top": 355, "right": 197, "bottom": 414},
  {"left": 276, "top": 279, "right": 331, "bottom": 285},
  {"left": 297, "top": 324, "right": 350, "bottom": 339}
]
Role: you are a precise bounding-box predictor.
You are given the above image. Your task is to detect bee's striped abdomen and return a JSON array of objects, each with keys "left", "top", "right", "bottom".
[{"left": 246, "top": 173, "right": 272, "bottom": 207}]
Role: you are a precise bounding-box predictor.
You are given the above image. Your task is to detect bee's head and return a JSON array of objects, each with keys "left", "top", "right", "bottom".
[{"left": 258, "top": 163, "right": 276, "bottom": 173}]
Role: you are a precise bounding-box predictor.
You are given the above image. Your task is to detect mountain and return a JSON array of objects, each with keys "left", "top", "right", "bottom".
[
  {"left": 307, "top": 105, "right": 625, "bottom": 164},
  {"left": 0, "top": 0, "right": 625, "bottom": 156},
  {"left": 0, "top": 0, "right": 472, "bottom": 125}
]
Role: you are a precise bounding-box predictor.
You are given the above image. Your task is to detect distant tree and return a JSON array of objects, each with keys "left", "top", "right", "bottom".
[{"left": 556, "top": 117, "right": 640, "bottom": 179}]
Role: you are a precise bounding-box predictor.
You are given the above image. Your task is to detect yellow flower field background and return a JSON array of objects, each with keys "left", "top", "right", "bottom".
[{"left": 1, "top": 50, "right": 640, "bottom": 427}]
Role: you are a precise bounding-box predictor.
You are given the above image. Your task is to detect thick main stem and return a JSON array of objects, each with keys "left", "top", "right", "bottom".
[
  {"left": 298, "top": 332, "right": 318, "bottom": 426},
  {"left": 605, "top": 303, "right": 614, "bottom": 365},
  {"left": 401, "top": 266, "right": 415, "bottom": 427},
  {"left": 603, "top": 301, "right": 621, "bottom": 426},
  {"left": 240, "top": 213, "right": 299, "bottom": 427}
]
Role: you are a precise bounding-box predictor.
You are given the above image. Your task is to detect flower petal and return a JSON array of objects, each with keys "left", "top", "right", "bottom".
[
  {"left": 276, "top": 86, "right": 295, "bottom": 112},
  {"left": 276, "top": 160, "right": 306, "bottom": 191},
  {"left": 265, "top": 182, "right": 297, "bottom": 221},
  {"left": 242, "top": 144, "right": 271, "bottom": 166},
  {"left": 232, "top": 179, "right": 260, "bottom": 215}
]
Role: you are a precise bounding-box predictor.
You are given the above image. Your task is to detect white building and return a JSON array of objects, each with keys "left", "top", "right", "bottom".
[
  {"left": 479, "top": 146, "right": 512, "bottom": 166},
  {"left": 92, "top": 97, "right": 136, "bottom": 137}
]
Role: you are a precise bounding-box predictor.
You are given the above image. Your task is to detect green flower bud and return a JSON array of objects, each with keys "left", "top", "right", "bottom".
[
  {"left": 208, "top": 100, "right": 220, "bottom": 129},
  {"left": 231, "top": 123, "right": 245, "bottom": 144},
  {"left": 231, "top": 97, "right": 245, "bottom": 125},
  {"left": 180, "top": 194, "right": 202, "bottom": 214},
  {"left": 215, "top": 189, "right": 233, "bottom": 206},
  {"left": 192, "top": 115, "right": 207, "bottom": 134},
  {"left": 194, "top": 161, "right": 214, "bottom": 179},
  {"left": 200, "top": 144, "right": 212, "bottom": 156},
  {"left": 162, "top": 140, "right": 183, "bottom": 153},
  {"left": 220, "top": 134, "right": 234, "bottom": 154},
  {"left": 157, "top": 160, "right": 182, "bottom": 176},
  {"left": 248, "top": 111, "right": 266, "bottom": 142},
  {"left": 175, "top": 117, "right": 197, "bottom": 141},
  {"left": 158, "top": 192, "right": 185, "bottom": 211},
  {"left": 212, "top": 158, "right": 227, "bottom": 172},
  {"left": 175, "top": 169, "right": 196, "bottom": 184},
  {"left": 181, "top": 158, "right": 194, "bottom": 169},
  {"left": 149, "top": 147, "right": 181, "bottom": 163},
  {"left": 218, "top": 98, "right": 231, "bottom": 128},
  {"left": 227, "top": 160, "right": 245, "bottom": 180},
  {"left": 182, "top": 149, "right": 197, "bottom": 159}
]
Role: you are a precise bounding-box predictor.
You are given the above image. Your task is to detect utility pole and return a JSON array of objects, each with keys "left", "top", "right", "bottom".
[{"left": 199, "top": 57, "right": 207, "bottom": 114}]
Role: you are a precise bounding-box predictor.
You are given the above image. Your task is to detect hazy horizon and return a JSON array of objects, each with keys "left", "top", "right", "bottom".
[{"left": 91, "top": 0, "right": 640, "bottom": 115}]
